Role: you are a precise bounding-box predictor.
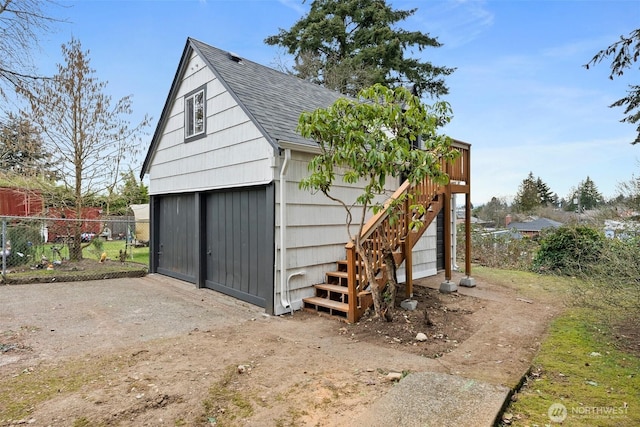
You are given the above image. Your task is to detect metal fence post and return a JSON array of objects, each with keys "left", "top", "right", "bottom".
[{"left": 2, "top": 218, "right": 6, "bottom": 277}]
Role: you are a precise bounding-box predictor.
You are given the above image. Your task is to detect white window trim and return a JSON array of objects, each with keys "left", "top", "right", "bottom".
[{"left": 185, "top": 86, "right": 206, "bottom": 141}]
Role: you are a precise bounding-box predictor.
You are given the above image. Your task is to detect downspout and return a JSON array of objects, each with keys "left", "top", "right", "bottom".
[
  {"left": 279, "top": 148, "right": 292, "bottom": 312},
  {"left": 1, "top": 219, "right": 6, "bottom": 277}
]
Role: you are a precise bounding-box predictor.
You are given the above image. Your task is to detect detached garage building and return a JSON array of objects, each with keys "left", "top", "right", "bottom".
[{"left": 140, "top": 38, "right": 471, "bottom": 320}]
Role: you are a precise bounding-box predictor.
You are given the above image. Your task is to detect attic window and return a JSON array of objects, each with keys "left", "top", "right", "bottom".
[{"left": 185, "top": 85, "right": 206, "bottom": 141}]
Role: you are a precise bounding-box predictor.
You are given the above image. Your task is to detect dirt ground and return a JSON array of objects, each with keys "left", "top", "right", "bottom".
[{"left": 0, "top": 271, "right": 563, "bottom": 426}]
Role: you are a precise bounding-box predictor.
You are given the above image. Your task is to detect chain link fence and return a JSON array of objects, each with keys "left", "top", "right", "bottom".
[{"left": 1, "top": 215, "right": 149, "bottom": 283}]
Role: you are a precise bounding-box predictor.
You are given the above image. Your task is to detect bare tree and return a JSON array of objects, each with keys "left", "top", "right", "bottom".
[
  {"left": 19, "top": 38, "right": 151, "bottom": 261},
  {"left": 0, "top": 0, "right": 62, "bottom": 102}
]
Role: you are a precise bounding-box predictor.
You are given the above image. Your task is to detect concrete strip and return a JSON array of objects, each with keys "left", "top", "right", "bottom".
[{"left": 355, "top": 371, "right": 510, "bottom": 427}]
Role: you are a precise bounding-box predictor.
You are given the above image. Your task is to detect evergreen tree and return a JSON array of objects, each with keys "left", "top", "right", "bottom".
[
  {"left": 513, "top": 172, "right": 539, "bottom": 213},
  {"left": 536, "top": 177, "right": 555, "bottom": 207},
  {"left": 585, "top": 28, "right": 640, "bottom": 144},
  {"left": 265, "top": 0, "right": 454, "bottom": 98},
  {"left": 0, "top": 114, "right": 55, "bottom": 179},
  {"left": 513, "top": 172, "right": 556, "bottom": 212},
  {"left": 566, "top": 176, "right": 605, "bottom": 211}
]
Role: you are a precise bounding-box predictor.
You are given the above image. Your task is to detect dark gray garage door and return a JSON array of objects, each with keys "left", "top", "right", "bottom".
[
  {"left": 204, "top": 185, "right": 274, "bottom": 309},
  {"left": 156, "top": 194, "right": 197, "bottom": 283}
]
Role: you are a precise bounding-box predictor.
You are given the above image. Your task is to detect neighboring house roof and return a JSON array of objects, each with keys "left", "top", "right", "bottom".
[
  {"left": 485, "top": 229, "right": 523, "bottom": 240},
  {"left": 470, "top": 216, "right": 492, "bottom": 225},
  {"left": 141, "top": 38, "right": 345, "bottom": 178},
  {"left": 456, "top": 214, "right": 492, "bottom": 225},
  {"left": 508, "top": 217, "right": 563, "bottom": 232}
]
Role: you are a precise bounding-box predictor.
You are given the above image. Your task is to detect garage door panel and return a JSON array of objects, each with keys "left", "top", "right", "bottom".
[
  {"left": 212, "top": 193, "right": 224, "bottom": 285},
  {"left": 205, "top": 186, "right": 273, "bottom": 308},
  {"left": 157, "top": 194, "right": 196, "bottom": 282}
]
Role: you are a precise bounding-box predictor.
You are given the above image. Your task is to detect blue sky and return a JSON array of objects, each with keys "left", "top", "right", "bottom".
[{"left": 31, "top": 0, "right": 640, "bottom": 206}]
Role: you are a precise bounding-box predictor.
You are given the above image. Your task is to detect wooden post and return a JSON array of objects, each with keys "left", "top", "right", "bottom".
[
  {"left": 465, "top": 190, "right": 472, "bottom": 277},
  {"left": 346, "top": 243, "right": 357, "bottom": 323},
  {"left": 405, "top": 232, "right": 413, "bottom": 298},
  {"left": 404, "top": 196, "right": 413, "bottom": 298},
  {"left": 458, "top": 144, "right": 476, "bottom": 288},
  {"left": 464, "top": 148, "right": 471, "bottom": 277},
  {"left": 443, "top": 186, "right": 452, "bottom": 281}
]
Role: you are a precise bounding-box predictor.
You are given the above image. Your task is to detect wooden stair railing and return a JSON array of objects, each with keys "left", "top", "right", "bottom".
[
  {"left": 302, "top": 175, "right": 445, "bottom": 322},
  {"left": 303, "top": 142, "right": 470, "bottom": 323}
]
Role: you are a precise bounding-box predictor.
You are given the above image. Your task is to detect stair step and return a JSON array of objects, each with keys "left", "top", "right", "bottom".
[
  {"left": 336, "top": 259, "right": 366, "bottom": 266},
  {"left": 315, "top": 283, "right": 349, "bottom": 294},
  {"left": 303, "top": 296, "right": 349, "bottom": 313},
  {"left": 336, "top": 259, "right": 390, "bottom": 269},
  {"left": 327, "top": 271, "right": 348, "bottom": 279}
]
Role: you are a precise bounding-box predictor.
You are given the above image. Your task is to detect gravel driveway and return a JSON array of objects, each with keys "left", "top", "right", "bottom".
[{"left": 0, "top": 273, "right": 263, "bottom": 363}]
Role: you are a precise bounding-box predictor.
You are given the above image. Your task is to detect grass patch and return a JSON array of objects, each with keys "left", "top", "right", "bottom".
[
  {"left": 201, "top": 365, "right": 254, "bottom": 426},
  {"left": 5, "top": 240, "right": 149, "bottom": 267},
  {"left": 472, "top": 265, "right": 573, "bottom": 300},
  {"left": 94, "top": 240, "right": 149, "bottom": 265},
  {"left": 42, "top": 240, "right": 149, "bottom": 265},
  {"left": 275, "top": 407, "right": 307, "bottom": 427},
  {"left": 501, "top": 309, "right": 640, "bottom": 426},
  {"left": 1, "top": 240, "right": 148, "bottom": 284},
  {"left": 0, "top": 356, "right": 124, "bottom": 421},
  {"left": 72, "top": 417, "right": 107, "bottom": 427}
]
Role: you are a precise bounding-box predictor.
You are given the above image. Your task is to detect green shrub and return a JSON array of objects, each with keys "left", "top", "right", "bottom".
[
  {"left": 532, "top": 225, "right": 605, "bottom": 275},
  {"left": 88, "top": 238, "right": 104, "bottom": 260},
  {"left": 570, "top": 236, "right": 640, "bottom": 324},
  {"left": 5, "top": 223, "right": 42, "bottom": 267}
]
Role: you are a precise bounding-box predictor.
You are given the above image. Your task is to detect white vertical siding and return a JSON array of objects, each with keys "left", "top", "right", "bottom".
[{"left": 147, "top": 52, "right": 275, "bottom": 195}]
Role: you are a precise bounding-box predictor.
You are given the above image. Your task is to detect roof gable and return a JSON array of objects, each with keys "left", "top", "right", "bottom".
[{"left": 141, "top": 38, "right": 344, "bottom": 178}]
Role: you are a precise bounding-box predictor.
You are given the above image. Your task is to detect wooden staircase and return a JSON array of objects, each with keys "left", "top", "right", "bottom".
[
  {"left": 302, "top": 259, "right": 372, "bottom": 320},
  {"left": 303, "top": 141, "right": 471, "bottom": 323},
  {"left": 303, "top": 186, "right": 443, "bottom": 322}
]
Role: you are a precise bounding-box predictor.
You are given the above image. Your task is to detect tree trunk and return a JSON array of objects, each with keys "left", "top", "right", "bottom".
[
  {"left": 69, "top": 219, "right": 83, "bottom": 261},
  {"left": 356, "top": 242, "right": 394, "bottom": 322},
  {"left": 355, "top": 244, "right": 382, "bottom": 317},
  {"left": 382, "top": 248, "right": 398, "bottom": 321}
]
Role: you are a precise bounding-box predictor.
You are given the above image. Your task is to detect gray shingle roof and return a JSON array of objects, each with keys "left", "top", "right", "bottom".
[
  {"left": 508, "top": 217, "right": 563, "bottom": 232},
  {"left": 191, "top": 38, "right": 344, "bottom": 148}
]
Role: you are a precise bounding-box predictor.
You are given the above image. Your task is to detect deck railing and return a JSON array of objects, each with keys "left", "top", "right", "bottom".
[{"left": 344, "top": 141, "right": 470, "bottom": 322}]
